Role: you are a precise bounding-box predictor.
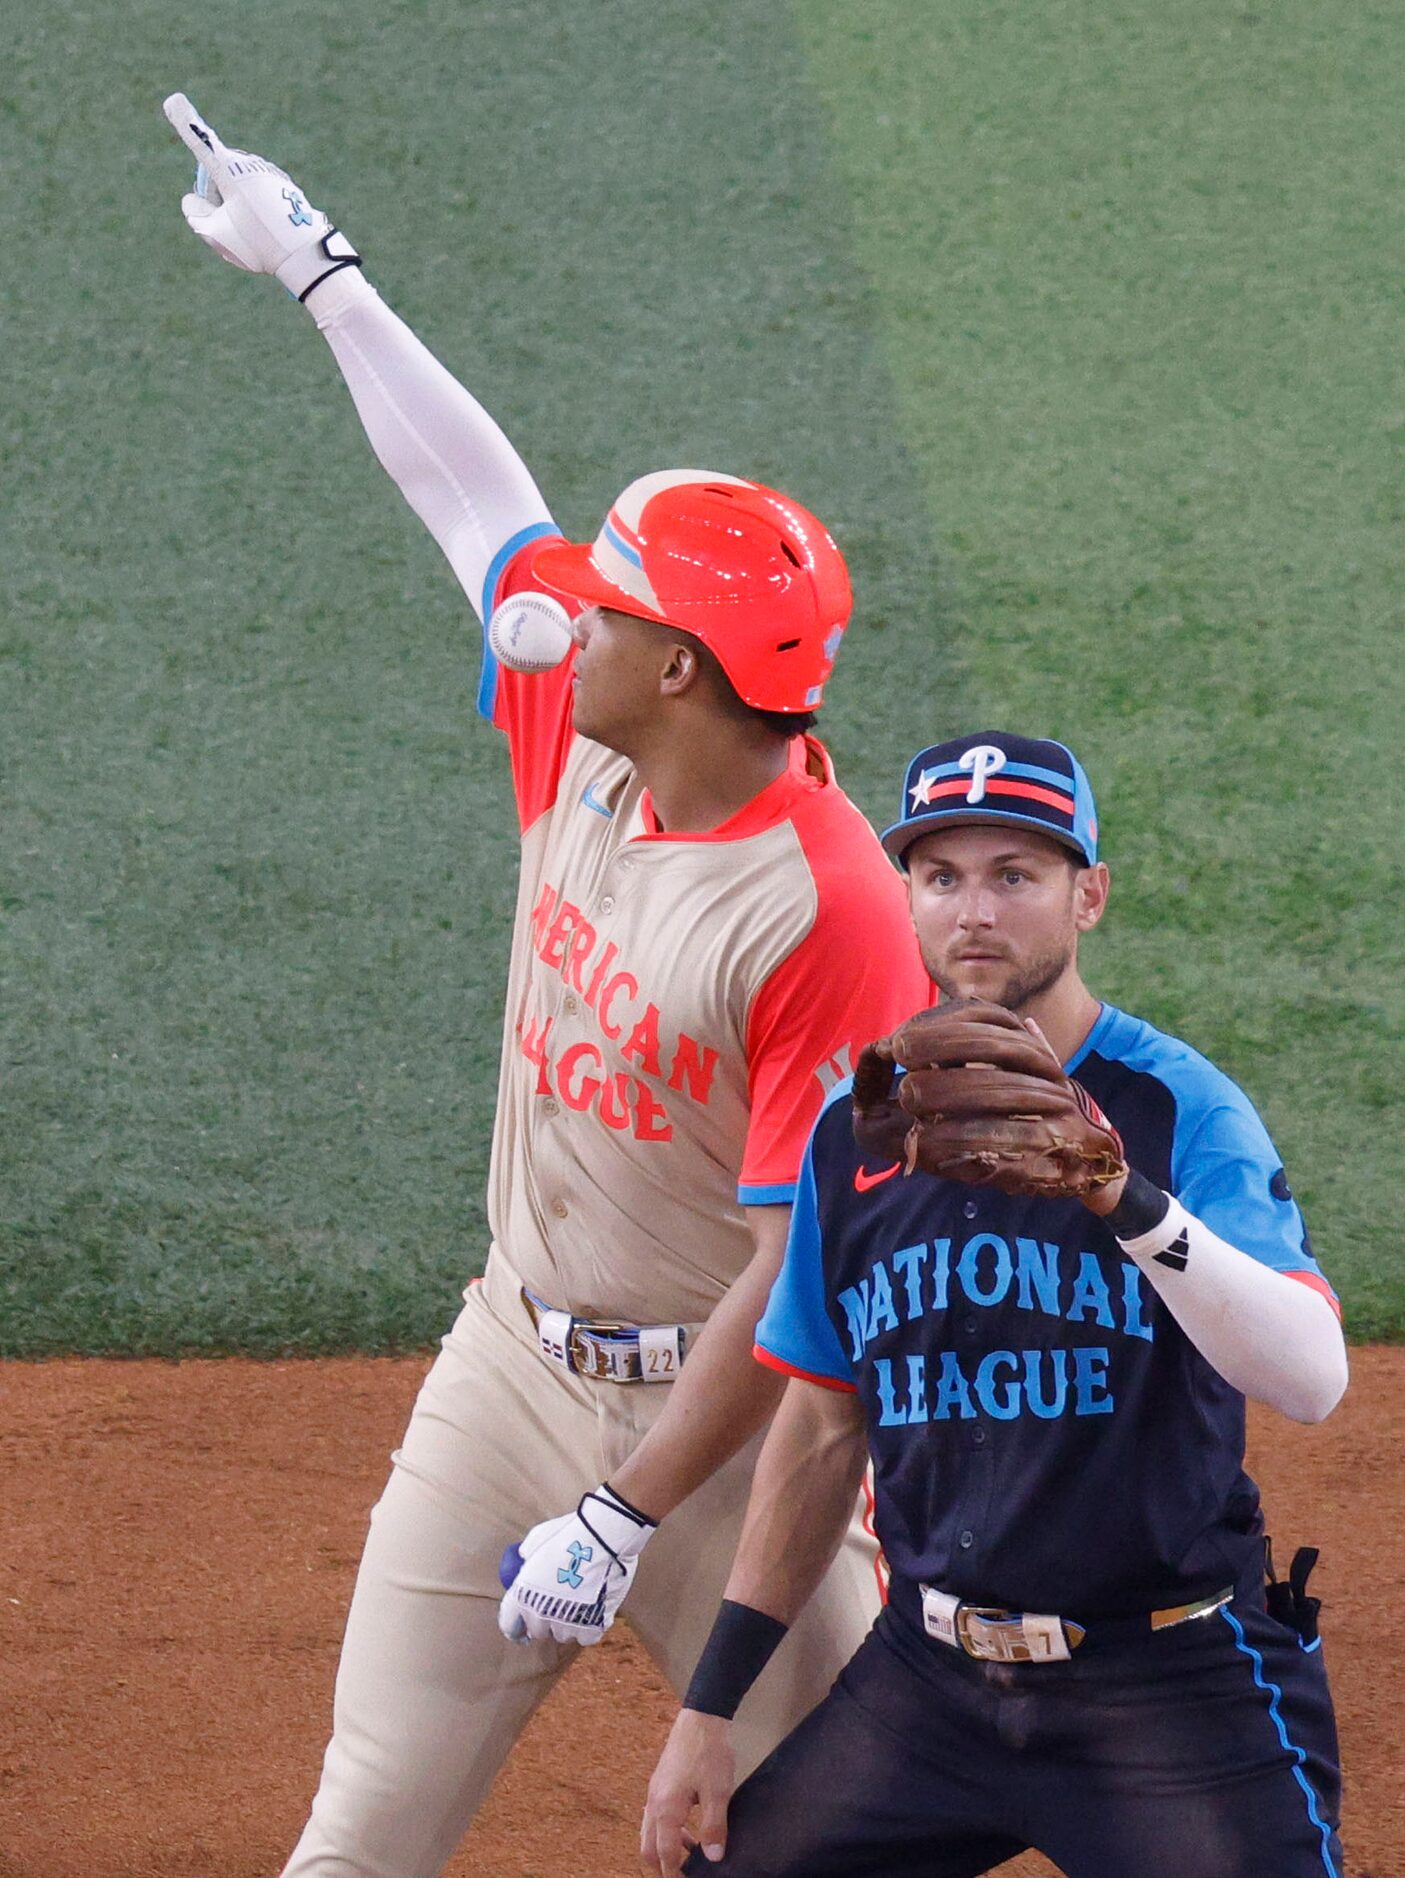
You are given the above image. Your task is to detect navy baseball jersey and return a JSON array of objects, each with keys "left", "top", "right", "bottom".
[{"left": 755, "top": 1002, "right": 1338, "bottom": 1620}]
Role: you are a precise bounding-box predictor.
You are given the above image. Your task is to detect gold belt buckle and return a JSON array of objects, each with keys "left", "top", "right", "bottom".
[
  {"left": 958, "top": 1606, "right": 1031, "bottom": 1663},
  {"left": 521, "top": 1287, "right": 685, "bottom": 1384},
  {"left": 571, "top": 1326, "right": 642, "bottom": 1383},
  {"left": 958, "top": 1604, "right": 1082, "bottom": 1663}
]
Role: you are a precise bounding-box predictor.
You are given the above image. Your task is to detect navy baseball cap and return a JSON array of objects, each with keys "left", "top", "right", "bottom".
[{"left": 881, "top": 732, "right": 1099, "bottom": 868}]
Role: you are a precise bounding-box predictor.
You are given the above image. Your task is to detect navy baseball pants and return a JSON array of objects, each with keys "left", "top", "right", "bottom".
[{"left": 687, "top": 1585, "right": 1342, "bottom": 1877}]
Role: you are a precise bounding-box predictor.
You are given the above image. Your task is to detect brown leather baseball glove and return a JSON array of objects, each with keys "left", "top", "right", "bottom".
[{"left": 852, "top": 998, "right": 1127, "bottom": 1198}]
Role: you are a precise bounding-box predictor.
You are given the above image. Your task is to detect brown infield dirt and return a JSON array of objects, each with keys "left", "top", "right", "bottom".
[{"left": 1, "top": 1351, "right": 1400, "bottom": 1878}]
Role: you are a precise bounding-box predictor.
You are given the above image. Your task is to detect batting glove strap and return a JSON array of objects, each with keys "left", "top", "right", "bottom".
[
  {"left": 581, "top": 1481, "right": 658, "bottom": 1561},
  {"left": 277, "top": 228, "right": 364, "bottom": 303}
]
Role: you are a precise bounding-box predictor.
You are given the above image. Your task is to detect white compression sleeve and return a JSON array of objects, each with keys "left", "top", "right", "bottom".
[
  {"left": 1113, "top": 1191, "right": 1348, "bottom": 1423},
  {"left": 302, "top": 269, "right": 555, "bottom": 621}
]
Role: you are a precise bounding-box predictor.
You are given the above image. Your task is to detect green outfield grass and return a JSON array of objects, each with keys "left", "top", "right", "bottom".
[
  {"left": 798, "top": 0, "right": 1405, "bottom": 1334},
  {"left": 1, "top": 0, "right": 1399, "bottom": 1351}
]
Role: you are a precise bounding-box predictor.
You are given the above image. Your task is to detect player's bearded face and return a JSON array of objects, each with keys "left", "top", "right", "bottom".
[{"left": 905, "top": 827, "right": 1085, "bottom": 1011}]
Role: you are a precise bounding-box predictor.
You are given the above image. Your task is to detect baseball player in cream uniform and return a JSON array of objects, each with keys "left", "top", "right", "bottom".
[{"left": 161, "top": 98, "right": 933, "bottom": 1876}]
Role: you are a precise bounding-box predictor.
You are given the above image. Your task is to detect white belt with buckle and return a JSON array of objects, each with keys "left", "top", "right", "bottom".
[
  {"left": 523, "top": 1289, "right": 687, "bottom": 1383},
  {"left": 919, "top": 1582, "right": 1235, "bottom": 1664}
]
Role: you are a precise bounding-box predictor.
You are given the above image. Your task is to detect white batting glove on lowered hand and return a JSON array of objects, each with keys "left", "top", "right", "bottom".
[
  {"left": 497, "top": 1482, "right": 657, "bottom": 1647},
  {"left": 161, "top": 92, "right": 362, "bottom": 301}
]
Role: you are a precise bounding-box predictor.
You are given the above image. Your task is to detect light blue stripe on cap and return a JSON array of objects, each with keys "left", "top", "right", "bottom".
[
  {"left": 602, "top": 517, "right": 643, "bottom": 567},
  {"left": 916, "top": 758, "right": 1076, "bottom": 795}
]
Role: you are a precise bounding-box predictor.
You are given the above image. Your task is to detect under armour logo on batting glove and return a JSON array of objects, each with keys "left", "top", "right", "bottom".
[{"left": 497, "top": 1482, "right": 657, "bottom": 1647}]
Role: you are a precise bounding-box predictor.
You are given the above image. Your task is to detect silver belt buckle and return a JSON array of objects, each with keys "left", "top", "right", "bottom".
[{"left": 1150, "top": 1587, "right": 1234, "bottom": 1630}]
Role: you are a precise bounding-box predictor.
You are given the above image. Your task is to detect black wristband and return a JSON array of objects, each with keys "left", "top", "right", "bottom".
[
  {"left": 1103, "top": 1168, "right": 1171, "bottom": 1240},
  {"left": 683, "top": 1599, "right": 789, "bottom": 1720}
]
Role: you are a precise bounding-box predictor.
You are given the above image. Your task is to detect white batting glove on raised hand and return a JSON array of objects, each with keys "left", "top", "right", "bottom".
[
  {"left": 497, "top": 1482, "right": 657, "bottom": 1647},
  {"left": 161, "top": 92, "right": 362, "bottom": 301}
]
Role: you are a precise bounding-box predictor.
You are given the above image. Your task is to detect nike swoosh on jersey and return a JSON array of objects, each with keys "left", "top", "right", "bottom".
[
  {"left": 581, "top": 782, "right": 614, "bottom": 818},
  {"left": 854, "top": 1162, "right": 901, "bottom": 1192}
]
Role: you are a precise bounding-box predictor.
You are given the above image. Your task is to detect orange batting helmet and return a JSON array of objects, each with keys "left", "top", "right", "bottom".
[{"left": 531, "top": 470, "right": 852, "bottom": 713}]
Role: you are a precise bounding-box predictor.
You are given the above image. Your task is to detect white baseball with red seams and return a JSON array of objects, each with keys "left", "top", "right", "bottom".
[{"left": 487, "top": 591, "right": 573, "bottom": 673}]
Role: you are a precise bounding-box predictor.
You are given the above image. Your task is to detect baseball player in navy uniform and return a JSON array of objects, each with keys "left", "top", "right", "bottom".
[{"left": 642, "top": 732, "right": 1349, "bottom": 1877}]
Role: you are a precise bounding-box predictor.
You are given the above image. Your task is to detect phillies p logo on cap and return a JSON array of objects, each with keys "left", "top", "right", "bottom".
[
  {"left": 881, "top": 732, "right": 1099, "bottom": 867},
  {"left": 957, "top": 744, "right": 1008, "bottom": 803}
]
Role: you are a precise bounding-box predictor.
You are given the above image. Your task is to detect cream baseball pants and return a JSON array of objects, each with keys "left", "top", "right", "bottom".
[{"left": 282, "top": 1252, "right": 881, "bottom": 1877}]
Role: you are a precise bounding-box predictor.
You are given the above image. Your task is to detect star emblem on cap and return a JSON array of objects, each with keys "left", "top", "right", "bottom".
[{"left": 909, "top": 767, "right": 940, "bottom": 808}]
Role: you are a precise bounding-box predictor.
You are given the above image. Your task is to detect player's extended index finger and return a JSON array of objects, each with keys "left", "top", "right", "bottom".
[{"left": 162, "top": 93, "right": 231, "bottom": 175}]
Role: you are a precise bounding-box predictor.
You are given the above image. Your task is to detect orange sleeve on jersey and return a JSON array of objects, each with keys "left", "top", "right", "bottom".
[
  {"left": 752, "top": 1343, "right": 859, "bottom": 1393},
  {"left": 740, "top": 817, "right": 933, "bottom": 1199},
  {"left": 480, "top": 534, "right": 578, "bottom": 833},
  {"left": 1285, "top": 1269, "right": 1342, "bottom": 1318}
]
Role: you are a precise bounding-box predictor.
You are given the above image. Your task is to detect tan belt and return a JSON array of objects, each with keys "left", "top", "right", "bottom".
[
  {"left": 521, "top": 1287, "right": 690, "bottom": 1384},
  {"left": 920, "top": 1583, "right": 1235, "bottom": 1664}
]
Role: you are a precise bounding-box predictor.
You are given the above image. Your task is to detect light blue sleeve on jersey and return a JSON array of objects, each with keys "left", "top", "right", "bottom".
[
  {"left": 1170, "top": 1072, "right": 1324, "bottom": 1281},
  {"left": 475, "top": 521, "right": 564, "bottom": 722},
  {"left": 754, "top": 1098, "right": 857, "bottom": 1389},
  {"left": 738, "top": 1180, "right": 799, "bottom": 1206}
]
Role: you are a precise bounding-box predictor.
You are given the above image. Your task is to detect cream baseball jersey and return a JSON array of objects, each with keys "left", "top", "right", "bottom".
[{"left": 476, "top": 531, "right": 933, "bottom": 1326}]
